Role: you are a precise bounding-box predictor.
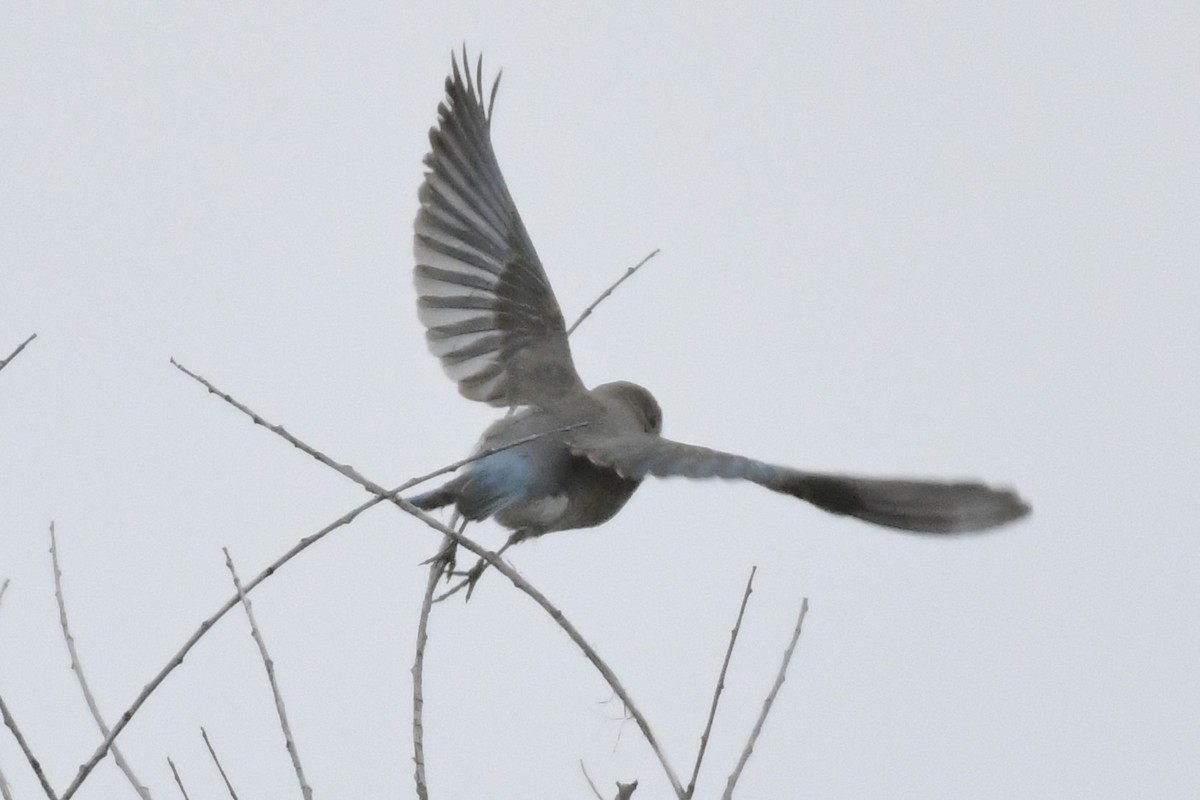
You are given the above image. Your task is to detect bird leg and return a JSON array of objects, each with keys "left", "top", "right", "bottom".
[
  {"left": 419, "top": 513, "right": 467, "bottom": 582},
  {"left": 434, "top": 529, "right": 527, "bottom": 603}
]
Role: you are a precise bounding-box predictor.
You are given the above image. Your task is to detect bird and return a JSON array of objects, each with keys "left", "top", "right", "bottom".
[{"left": 407, "top": 50, "right": 1029, "bottom": 562}]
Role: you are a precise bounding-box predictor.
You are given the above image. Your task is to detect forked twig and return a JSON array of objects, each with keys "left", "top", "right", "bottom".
[
  {"left": 722, "top": 597, "right": 809, "bottom": 800},
  {"left": 224, "top": 549, "right": 312, "bottom": 800},
  {"left": 0, "top": 334, "right": 36, "bottom": 374},
  {"left": 411, "top": 561, "right": 441, "bottom": 800},
  {"left": 0, "top": 694, "right": 57, "bottom": 799},
  {"left": 50, "top": 523, "right": 154, "bottom": 800},
  {"left": 687, "top": 567, "right": 756, "bottom": 797},
  {"left": 200, "top": 728, "right": 239, "bottom": 799},
  {"left": 566, "top": 250, "right": 658, "bottom": 336}
]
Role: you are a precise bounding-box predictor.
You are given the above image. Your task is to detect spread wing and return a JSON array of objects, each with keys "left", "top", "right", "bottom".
[
  {"left": 570, "top": 432, "right": 1030, "bottom": 533},
  {"left": 414, "top": 51, "right": 585, "bottom": 409}
]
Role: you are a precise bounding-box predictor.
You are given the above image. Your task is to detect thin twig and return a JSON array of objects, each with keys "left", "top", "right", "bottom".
[
  {"left": 722, "top": 597, "right": 809, "bottom": 800},
  {"left": 224, "top": 549, "right": 312, "bottom": 800},
  {"left": 687, "top": 567, "right": 756, "bottom": 798},
  {"left": 166, "top": 758, "right": 190, "bottom": 800},
  {"left": 580, "top": 760, "right": 604, "bottom": 800},
  {"left": 0, "top": 334, "right": 36, "bottom": 374},
  {"left": 50, "top": 523, "right": 154, "bottom": 800},
  {"left": 0, "top": 581, "right": 14, "bottom": 800},
  {"left": 176, "top": 368, "right": 686, "bottom": 799},
  {"left": 0, "top": 694, "right": 58, "bottom": 799},
  {"left": 411, "top": 561, "right": 441, "bottom": 800},
  {"left": 200, "top": 728, "right": 239, "bottom": 800},
  {"left": 566, "top": 250, "right": 659, "bottom": 336}
]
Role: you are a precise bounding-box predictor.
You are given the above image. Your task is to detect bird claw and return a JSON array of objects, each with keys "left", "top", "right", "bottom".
[
  {"left": 461, "top": 558, "right": 489, "bottom": 600},
  {"left": 420, "top": 537, "right": 458, "bottom": 581}
]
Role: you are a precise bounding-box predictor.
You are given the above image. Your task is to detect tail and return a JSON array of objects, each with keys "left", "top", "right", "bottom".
[
  {"left": 791, "top": 473, "right": 1030, "bottom": 534},
  {"left": 406, "top": 478, "right": 462, "bottom": 511}
]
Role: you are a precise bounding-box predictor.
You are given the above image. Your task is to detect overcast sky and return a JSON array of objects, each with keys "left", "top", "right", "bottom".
[{"left": 2, "top": 3, "right": 1198, "bottom": 798}]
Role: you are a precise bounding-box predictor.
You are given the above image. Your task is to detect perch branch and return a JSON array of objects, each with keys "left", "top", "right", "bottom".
[
  {"left": 61, "top": 375, "right": 590, "bottom": 800},
  {"left": 175, "top": 367, "right": 686, "bottom": 798},
  {"left": 411, "top": 561, "right": 441, "bottom": 800}
]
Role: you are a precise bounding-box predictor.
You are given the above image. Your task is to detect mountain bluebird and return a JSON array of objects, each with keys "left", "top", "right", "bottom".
[{"left": 409, "top": 53, "right": 1029, "bottom": 551}]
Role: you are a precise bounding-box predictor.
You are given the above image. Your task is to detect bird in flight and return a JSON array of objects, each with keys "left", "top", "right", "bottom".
[{"left": 408, "top": 51, "right": 1028, "bottom": 563}]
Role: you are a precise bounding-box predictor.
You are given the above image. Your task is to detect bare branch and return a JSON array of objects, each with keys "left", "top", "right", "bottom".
[
  {"left": 60, "top": 496, "right": 382, "bottom": 800},
  {"left": 567, "top": 250, "right": 659, "bottom": 336},
  {"left": 0, "top": 334, "right": 36, "bottom": 374},
  {"left": 0, "top": 694, "right": 58, "bottom": 799},
  {"left": 50, "top": 523, "right": 154, "bottom": 800},
  {"left": 722, "top": 597, "right": 809, "bottom": 800},
  {"left": 615, "top": 781, "right": 639, "bottom": 800},
  {"left": 223, "top": 549, "right": 312, "bottom": 800},
  {"left": 176, "top": 365, "right": 686, "bottom": 798},
  {"left": 166, "top": 758, "right": 190, "bottom": 800},
  {"left": 687, "top": 567, "right": 756, "bottom": 798},
  {"left": 200, "top": 728, "right": 239, "bottom": 800},
  {"left": 580, "top": 760, "right": 604, "bottom": 800},
  {"left": 411, "top": 562, "right": 441, "bottom": 800},
  {"left": 0, "top": 579, "right": 9, "bottom": 610},
  {"left": 59, "top": 424, "right": 579, "bottom": 800}
]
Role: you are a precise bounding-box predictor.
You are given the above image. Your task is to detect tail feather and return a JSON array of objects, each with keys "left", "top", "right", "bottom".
[
  {"left": 407, "top": 479, "right": 461, "bottom": 511},
  {"left": 792, "top": 474, "right": 1030, "bottom": 534}
]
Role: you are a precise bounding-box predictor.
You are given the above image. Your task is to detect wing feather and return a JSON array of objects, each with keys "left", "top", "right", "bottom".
[{"left": 413, "top": 50, "right": 585, "bottom": 408}]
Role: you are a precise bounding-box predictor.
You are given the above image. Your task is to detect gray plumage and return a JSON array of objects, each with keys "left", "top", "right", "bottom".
[{"left": 409, "top": 50, "right": 1029, "bottom": 542}]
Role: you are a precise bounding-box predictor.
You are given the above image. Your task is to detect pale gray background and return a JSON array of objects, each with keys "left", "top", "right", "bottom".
[{"left": 2, "top": 3, "right": 1197, "bottom": 798}]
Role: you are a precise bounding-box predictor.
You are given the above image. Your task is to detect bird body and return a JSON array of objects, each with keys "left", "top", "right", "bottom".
[
  {"left": 407, "top": 51, "right": 1029, "bottom": 545},
  {"left": 411, "top": 382, "right": 654, "bottom": 539}
]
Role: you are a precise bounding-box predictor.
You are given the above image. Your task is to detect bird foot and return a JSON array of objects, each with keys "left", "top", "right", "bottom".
[{"left": 420, "top": 536, "right": 458, "bottom": 582}]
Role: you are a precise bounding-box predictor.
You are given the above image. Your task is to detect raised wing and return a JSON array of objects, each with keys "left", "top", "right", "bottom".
[
  {"left": 414, "top": 51, "right": 585, "bottom": 408},
  {"left": 570, "top": 432, "right": 1030, "bottom": 533}
]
